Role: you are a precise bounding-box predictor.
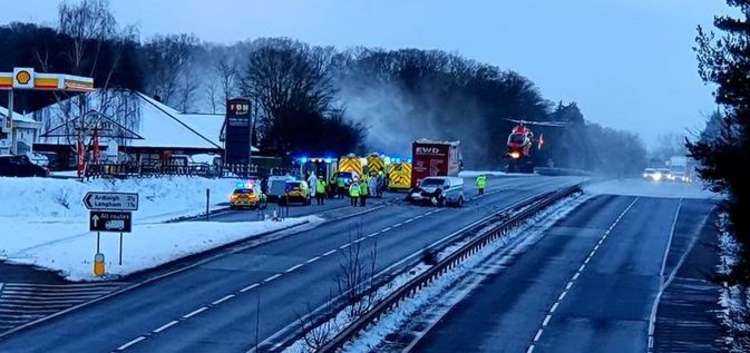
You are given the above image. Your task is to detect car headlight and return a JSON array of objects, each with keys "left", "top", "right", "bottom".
[{"left": 653, "top": 173, "right": 662, "bottom": 181}]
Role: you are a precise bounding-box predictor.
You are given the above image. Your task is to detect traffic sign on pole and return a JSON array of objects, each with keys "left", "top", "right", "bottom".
[
  {"left": 83, "top": 192, "right": 138, "bottom": 211},
  {"left": 89, "top": 211, "right": 132, "bottom": 233}
]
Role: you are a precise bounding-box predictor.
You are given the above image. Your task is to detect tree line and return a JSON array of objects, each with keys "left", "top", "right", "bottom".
[{"left": 0, "top": 0, "right": 645, "bottom": 174}]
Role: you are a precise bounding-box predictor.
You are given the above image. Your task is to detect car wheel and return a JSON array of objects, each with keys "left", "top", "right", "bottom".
[{"left": 456, "top": 196, "right": 464, "bottom": 208}]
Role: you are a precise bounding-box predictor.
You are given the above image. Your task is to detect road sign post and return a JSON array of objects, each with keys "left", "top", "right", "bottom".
[
  {"left": 83, "top": 192, "right": 138, "bottom": 211},
  {"left": 84, "top": 192, "right": 138, "bottom": 270}
]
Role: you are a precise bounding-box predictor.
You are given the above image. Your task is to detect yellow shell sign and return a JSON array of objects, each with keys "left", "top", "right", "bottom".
[
  {"left": 15, "top": 70, "right": 31, "bottom": 85},
  {"left": 12, "top": 67, "right": 35, "bottom": 89}
]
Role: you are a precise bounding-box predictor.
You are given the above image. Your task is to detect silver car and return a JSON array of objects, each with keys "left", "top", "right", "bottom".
[{"left": 408, "top": 176, "right": 465, "bottom": 207}]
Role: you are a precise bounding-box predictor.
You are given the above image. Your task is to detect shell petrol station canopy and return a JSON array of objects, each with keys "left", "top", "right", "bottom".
[{"left": 0, "top": 67, "right": 94, "bottom": 92}]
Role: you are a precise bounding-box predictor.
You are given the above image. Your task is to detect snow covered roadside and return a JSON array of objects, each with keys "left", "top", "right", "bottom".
[
  {"left": 585, "top": 178, "right": 722, "bottom": 199},
  {"left": 2, "top": 216, "right": 320, "bottom": 281},
  {"left": 716, "top": 212, "right": 750, "bottom": 352},
  {"left": 281, "top": 193, "right": 590, "bottom": 353},
  {"left": 0, "top": 176, "right": 321, "bottom": 281},
  {"left": 0, "top": 176, "right": 242, "bottom": 222}
]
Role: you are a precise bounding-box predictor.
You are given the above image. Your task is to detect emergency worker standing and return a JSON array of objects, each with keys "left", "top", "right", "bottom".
[
  {"left": 360, "top": 177, "right": 369, "bottom": 207},
  {"left": 349, "top": 181, "right": 360, "bottom": 206},
  {"left": 316, "top": 178, "right": 326, "bottom": 205},
  {"left": 476, "top": 174, "right": 487, "bottom": 195}
]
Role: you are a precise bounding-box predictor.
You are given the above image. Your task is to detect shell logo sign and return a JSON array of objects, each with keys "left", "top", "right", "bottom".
[{"left": 12, "top": 67, "right": 35, "bottom": 89}]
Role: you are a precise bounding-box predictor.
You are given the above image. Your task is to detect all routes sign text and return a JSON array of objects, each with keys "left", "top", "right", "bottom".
[{"left": 83, "top": 192, "right": 139, "bottom": 211}]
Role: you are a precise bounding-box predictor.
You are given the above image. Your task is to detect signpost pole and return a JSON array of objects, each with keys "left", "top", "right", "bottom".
[
  {"left": 205, "top": 189, "right": 210, "bottom": 221},
  {"left": 119, "top": 232, "right": 123, "bottom": 265},
  {"left": 8, "top": 90, "right": 15, "bottom": 155},
  {"left": 96, "top": 231, "right": 101, "bottom": 253}
]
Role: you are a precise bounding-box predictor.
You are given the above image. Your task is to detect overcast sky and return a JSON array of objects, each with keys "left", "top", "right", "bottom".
[{"left": 0, "top": 0, "right": 733, "bottom": 147}]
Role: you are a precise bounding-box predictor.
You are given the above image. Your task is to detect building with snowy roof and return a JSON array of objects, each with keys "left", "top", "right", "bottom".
[
  {"left": 0, "top": 105, "right": 42, "bottom": 155},
  {"left": 30, "top": 90, "right": 255, "bottom": 170}
]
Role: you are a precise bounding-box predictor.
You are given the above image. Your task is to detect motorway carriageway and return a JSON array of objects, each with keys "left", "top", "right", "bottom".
[
  {"left": 0, "top": 175, "right": 584, "bottom": 353},
  {"left": 403, "top": 195, "right": 716, "bottom": 353}
]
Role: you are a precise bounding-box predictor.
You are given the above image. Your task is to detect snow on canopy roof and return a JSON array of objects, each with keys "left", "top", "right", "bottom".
[
  {"left": 130, "top": 92, "right": 222, "bottom": 150},
  {"left": 414, "top": 138, "right": 460, "bottom": 146}
]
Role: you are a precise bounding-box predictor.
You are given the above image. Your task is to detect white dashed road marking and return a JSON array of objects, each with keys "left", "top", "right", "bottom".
[
  {"left": 306, "top": 256, "right": 321, "bottom": 264},
  {"left": 183, "top": 306, "right": 208, "bottom": 319},
  {"left": 285, "top": 264, "right": 303, "bottom": 273},
  {"left": 116, "top": 336, "right": 145, "bottom": 351},
  {"left": 264, "top": 274, "right": 282, "bottom": 283},
  {"left": 152, "top": 320, "right": 178, "bottom": 333},
  {"left": 240, "top": 283, "right": 260, "bottom": 293},
  {"left": 211, "top": 294, "right": 235, "bottom": 305}
]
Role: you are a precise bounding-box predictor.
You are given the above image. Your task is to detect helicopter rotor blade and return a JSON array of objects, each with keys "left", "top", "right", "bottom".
[{"left": 504, "top": 118, "right": 568, "bottom": 127}]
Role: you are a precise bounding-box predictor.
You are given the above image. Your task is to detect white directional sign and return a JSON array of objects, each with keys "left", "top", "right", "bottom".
[{"left": 83, "top": 192, "right": 139, "bottom": 211}]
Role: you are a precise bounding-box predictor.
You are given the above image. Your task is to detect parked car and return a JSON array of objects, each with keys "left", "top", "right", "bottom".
[
  {"left": 279, "top": 180, "right": 311, "bottom": 206},
  {"left": 407, "top": 176, "right": 464, "bottom": 207},
  {"left": 0, "top": 155, "right": 49, "bottom": 177}
]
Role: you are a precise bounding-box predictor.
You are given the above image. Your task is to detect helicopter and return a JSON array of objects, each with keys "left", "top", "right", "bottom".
[{"left": 504, "top": 118, "right": 567, "bottom": 173}]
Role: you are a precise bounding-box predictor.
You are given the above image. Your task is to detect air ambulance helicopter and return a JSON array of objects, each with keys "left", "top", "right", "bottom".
[{"left": 504, "top": 118, "right": 567, "bottom": 173}]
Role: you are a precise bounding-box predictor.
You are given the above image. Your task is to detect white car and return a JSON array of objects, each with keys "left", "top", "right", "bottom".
[{"left": 408, "top": 176, "right": 465, "bottom": 207}]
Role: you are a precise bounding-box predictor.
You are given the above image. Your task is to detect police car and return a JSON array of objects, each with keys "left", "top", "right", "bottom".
[{"left": 229, "top": 181, "right": 268, "bottom": 210}]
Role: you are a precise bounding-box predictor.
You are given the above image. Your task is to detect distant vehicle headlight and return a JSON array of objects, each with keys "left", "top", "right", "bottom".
[
  {"left": 509, "top": 151, "right": 521, "bottom": 159},
  {"left": 653, "top": 173, "right": 662, "bottom": 181}
]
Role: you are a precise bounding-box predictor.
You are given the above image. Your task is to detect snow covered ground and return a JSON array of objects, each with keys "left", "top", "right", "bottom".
[
  {"left": 0, "top": 176, "right": 241, "bottom": 222},
  {"left": 585, "top": 178, "right": 722, "bottom": 199},
  {"left": 0, "top": 176, "right": 319, "bottom": 281}
]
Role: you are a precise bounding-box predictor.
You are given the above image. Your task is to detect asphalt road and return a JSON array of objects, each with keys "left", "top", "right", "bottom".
[
  {"left": 407, "top": 195, "right": 715, "bottom": 353},
  {"left": 0, "top": 175, "right": 583, "bottom": 353}
]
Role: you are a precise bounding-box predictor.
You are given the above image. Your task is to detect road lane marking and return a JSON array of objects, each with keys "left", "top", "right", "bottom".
[
  {"left": 240, "top": 283, "right": 260, "bottom": 293},
  {"left": 264, "top": 274, "right": 282, "bottom": 283},
  {"left": 285, "top": 264, "right": 304, "bottom": 273},
  {"left": 212, "top": 294, "right": 235, "bottom": 305},
  {"left": 339, "top": 243, "right": 350, "bottom": 250},
  {"left": 306, "top": 256, "right": 321, "bottom": 264},
  {"left": 525, "top": 197, "right": 639, "bottom": 353},
  {"left": 152, "top": 320, "right": 178, "bottom": 333},
  {"left": 382, "top": 226, "right": 393, "bottom": 232},
  {"left": 394, "top": 222, "right": 404, "bottom": 227},
  {"left": 116, "top": 336, "right": 146, "bottom": 351},
  {"left": 183, "top": 306, "right": 208, "bottom": 319},
  {"left": 323, "top": 249, "right": 337, "bottom": 256},
  {"left": 354, "top": 238, "right": 365, "bottom": 243},
  {"left": 534, "top": 328, "right": 543, "bottom": 342}
]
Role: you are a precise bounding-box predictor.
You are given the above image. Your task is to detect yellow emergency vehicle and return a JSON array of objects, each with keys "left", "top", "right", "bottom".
[{"left": 388, "top": 162, "right": 412, "bottom": 190}]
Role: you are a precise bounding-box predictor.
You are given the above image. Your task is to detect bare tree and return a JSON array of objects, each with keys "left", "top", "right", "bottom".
[
  {"left": 142, "top": 33, "right": 199, "bottom": 106},
  {"left": 337, "top": 228, "right": 379, "bottom": 318}
]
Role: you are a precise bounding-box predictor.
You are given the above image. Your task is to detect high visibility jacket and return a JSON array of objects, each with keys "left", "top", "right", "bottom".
[
  {"left": 316, "top": 180, "right": 326, "bottom": 194},
  {"left": 476, "top": 175, "right": 487, "bottom": 188},
  {"left": 337, "top": 177, "right": 346, "bottom": 188},
  {"left": 349, "top": 184, "right": 360, "bottom": 197},
  {"left": 360, "top": 181, "right": 368, "bottom": 196}
]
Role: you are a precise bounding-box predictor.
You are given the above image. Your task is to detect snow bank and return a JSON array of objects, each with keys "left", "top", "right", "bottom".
[
  {"left": 585, "top": 178, "right": 721, "bottom": 199},
  {"left": 2, "top": 216, "right": 320, "bottom": 281},
  {"left": 0, "top": 176, "right": 322, "bottom": 281},
  {"left": 0, "top": 176, "right": 241, "bottom": 222}
]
